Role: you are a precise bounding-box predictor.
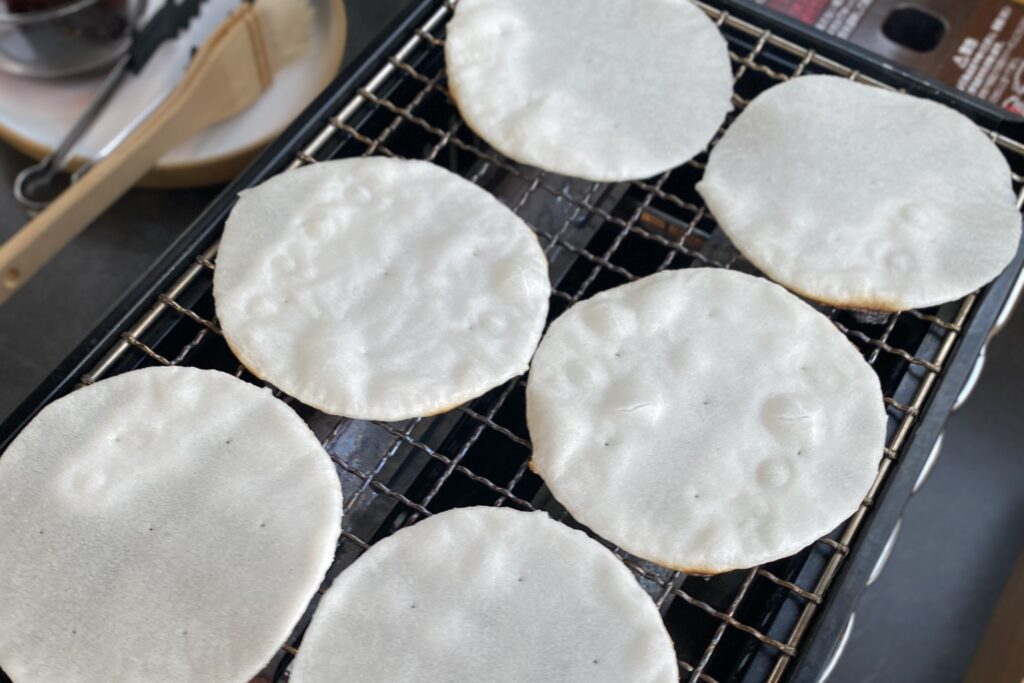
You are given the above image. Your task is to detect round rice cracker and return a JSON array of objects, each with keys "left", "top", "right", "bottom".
[
  {"left": 0, "top": 367, "right": 342, "bottom": 683},
  {"left": 214, "top": 158, "right": 551, "bottom": 421},
  {"left": 290, "top": 507, "right": 678, "bottom": 683},
  {"left": 445, "top": 0, "right": 734, "bottom": 182},
  {"left": 697, "top": 75, "right": 1022, "bottom": 312},
  {"left": 527, "top": 269, "right": 887, "bottom": 574}
]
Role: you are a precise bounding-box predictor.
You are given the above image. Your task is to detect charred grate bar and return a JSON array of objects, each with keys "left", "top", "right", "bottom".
[{"left": 3, "top": 2, "right": 1024, "bottom": 682}]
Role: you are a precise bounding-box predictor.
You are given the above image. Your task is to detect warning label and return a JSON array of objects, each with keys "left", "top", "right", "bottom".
[
  {"left": 755, "top": 0, "right": 1024, "bottom": 116},
  {"left": 938, "top": 5, "right": 1024, "bottom": 115},
  {"left": 759, "top": 0, "right": 874, "bottom": 39}
]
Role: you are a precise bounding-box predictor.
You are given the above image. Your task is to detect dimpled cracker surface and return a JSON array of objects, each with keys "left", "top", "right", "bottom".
[
  {"left": 214, "top": 158, "right": 550, "bottom": 421},
  {"left": 527, "top": 269, "right": 887, "bottom": 574},
  {"left": 445, "top": 0, "right": 734, "bottom": 182},
  {"left": 697, "top": 75, "right": 1021, "bottom": 311},
  {"left": 0, "top": 367, "right": 342, "bottom": 683},
  {"left": 290, "top": 507, "right": 677, "bottom": 683}
]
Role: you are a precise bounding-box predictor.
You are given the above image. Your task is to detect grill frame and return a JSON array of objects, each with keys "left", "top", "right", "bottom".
[{"left": 2, "top": 1, "right": 1024, "bottom": 681}]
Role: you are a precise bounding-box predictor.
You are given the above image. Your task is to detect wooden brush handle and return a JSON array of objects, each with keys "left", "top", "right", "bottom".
[
  {"left": 0, "top": 92, "right": 194, "bottom": 304},
  {"left": 0, "top": 5, "right": 269, "bottom": 304}
]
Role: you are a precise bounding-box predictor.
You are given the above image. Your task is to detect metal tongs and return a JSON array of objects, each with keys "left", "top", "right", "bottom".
[{"left": 13, "top": 0, "right": 205, "bottom": 213}]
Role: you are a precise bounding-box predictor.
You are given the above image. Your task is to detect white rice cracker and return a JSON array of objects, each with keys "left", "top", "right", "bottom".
[
  {"left": 290, "top": 507, "right": 678, "bottom": 683},
  {"left": 527, "top": 269, "right": 887, "bottom": 574},
  {"left": 214, "top": 158, "right": 550, "bottom": 421},
  {"left": 445, "top": 0, "right": 733, "bottom": 182},
  {"left": 0, "top": 367, "right": 342, "bottom": 683},
  {"left": 697, "top": 75, "right": 1021, "bottom": 311}
]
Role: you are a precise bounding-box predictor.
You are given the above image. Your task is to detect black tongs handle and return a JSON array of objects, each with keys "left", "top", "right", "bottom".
[
  {"left": 13, "top": 0, "right": 209, "bottom": 212},
  {"left": 13, "top": 53, "right": 132, "bottom": 212}
]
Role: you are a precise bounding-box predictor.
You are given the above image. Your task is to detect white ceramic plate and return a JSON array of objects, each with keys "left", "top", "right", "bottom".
[{"left": 0, "top": 0, "right": 346, "bottom": 186}]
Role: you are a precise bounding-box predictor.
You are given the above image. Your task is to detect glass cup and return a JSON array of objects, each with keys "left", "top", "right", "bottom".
[{"left": 0, "top": 0, "right": 147, "bottom": 78}]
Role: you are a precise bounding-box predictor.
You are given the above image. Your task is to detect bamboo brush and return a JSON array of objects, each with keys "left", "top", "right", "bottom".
[{"left": 0, "top": 0, "right": 313, "bottom": 304}]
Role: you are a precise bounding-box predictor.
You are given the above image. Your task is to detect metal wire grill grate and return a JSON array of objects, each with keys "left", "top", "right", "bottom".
[{"left": 17, "top": 2, "right": 1024, "bottom": 682}]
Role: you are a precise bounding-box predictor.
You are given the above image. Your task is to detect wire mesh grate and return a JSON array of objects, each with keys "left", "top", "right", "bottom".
[{"left": 15, "top": 2, "right": 1024, "bottom": 682}]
